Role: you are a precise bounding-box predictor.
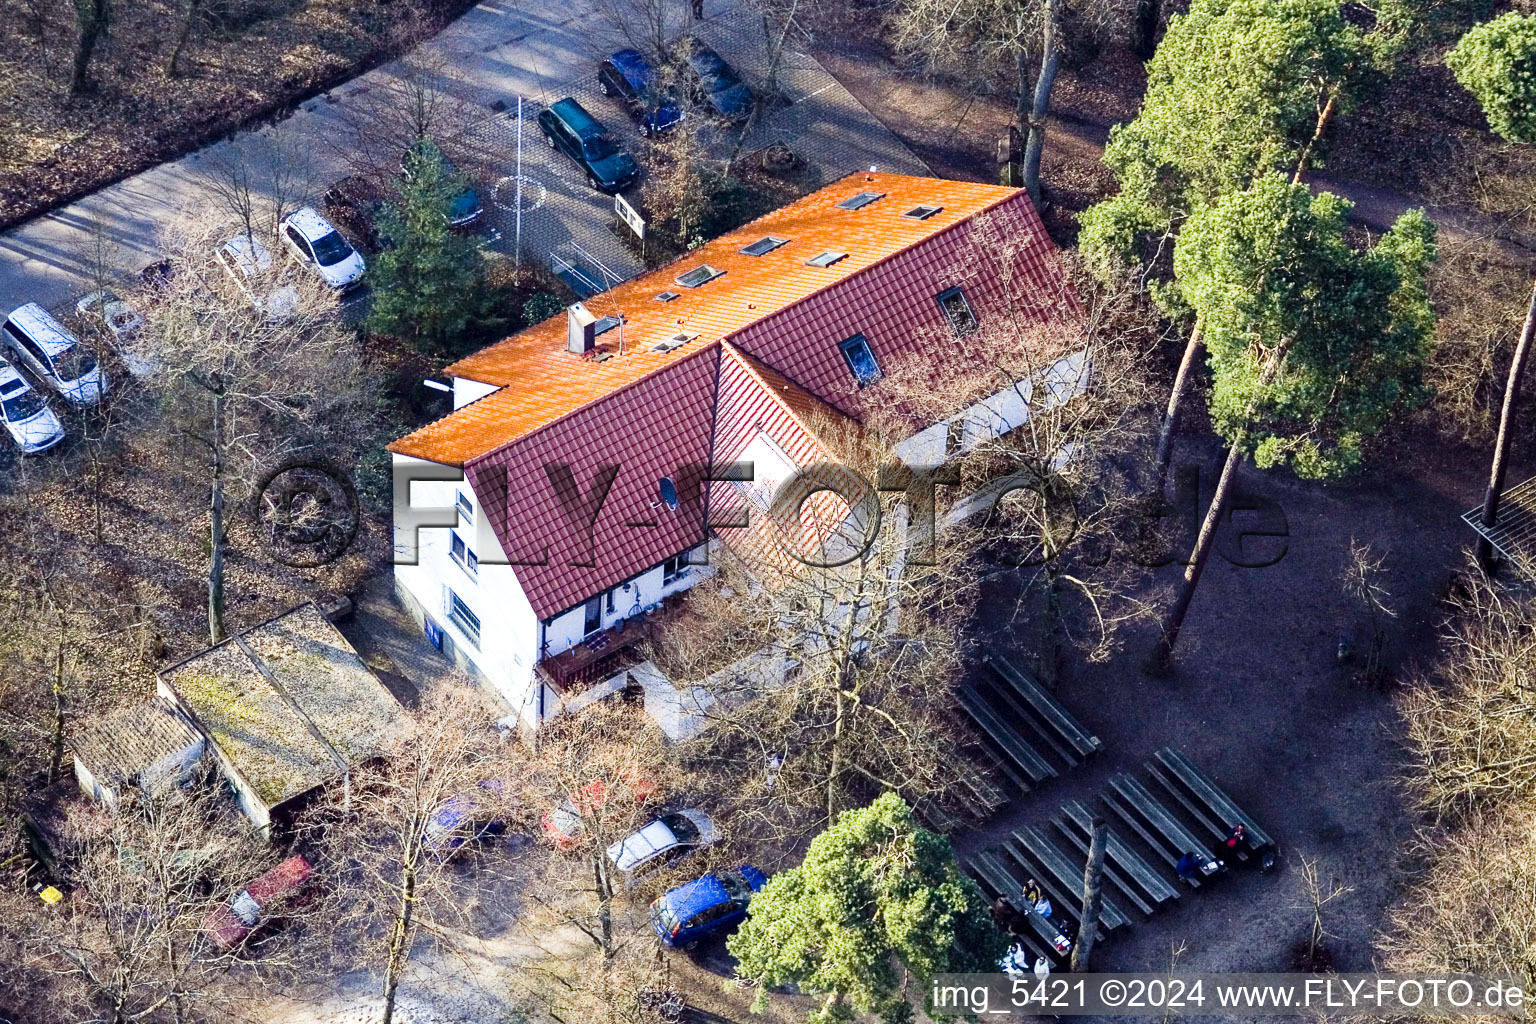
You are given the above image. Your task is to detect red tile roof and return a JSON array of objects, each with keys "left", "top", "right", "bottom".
[{"left": 389, "top": 172, "right": 1021, "bottom": 466}]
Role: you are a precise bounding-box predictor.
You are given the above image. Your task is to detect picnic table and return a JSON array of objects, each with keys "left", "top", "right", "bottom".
[
  {"left": 964, "top": 851, "right": 1059, "bottom": 964},
  {"left": 985, "top": 654, "right": 1102, "bottom": 758},
  {"left": 1009, "top": 825, "right": 1130, "bottom": 932},
  {"left": 1151, "top": 748, "right": 1275, "bottom": 854},
  {"left": 959, "top": 684, "right": 1057, "bottom": 787},
  {"left": 1055, "top": 799, "right": 1179, "bottom": 915},
  {"left": 1102, "top": 774, "right": 1217, "bottom": 887}
]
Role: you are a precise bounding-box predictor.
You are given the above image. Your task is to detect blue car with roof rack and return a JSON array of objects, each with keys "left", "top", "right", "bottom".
[
  {"left": 649, "top": 865, "right": 767, "bottom": 949},
  {"left": 598, "top": 49, "right": 684, "bottom": 136}
]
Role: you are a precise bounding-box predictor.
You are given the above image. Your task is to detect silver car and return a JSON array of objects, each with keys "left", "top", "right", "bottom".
[
  {"left": 0, "top": 358, "right": 64, "bottom": 454},
  {"left": 606, "top": 809, "right": 716, "bottom": 885},
  {"left": 279, "top": 207, "right": 366, "bottom": 291},
  {"left": 1, "top": 303, "right": 106, "bottom": 407}
]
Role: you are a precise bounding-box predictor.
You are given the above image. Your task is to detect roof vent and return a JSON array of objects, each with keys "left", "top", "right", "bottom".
[
  {"left": 836, "top": 191, "right": 884, "bottom": 211},
  {"left": 806, "top": 251, "right": 848, "bottom": 268},
  {"left": 675, "top": 264, "right": 724, "bottom": 288},
  {"left": 651, "top": 330, "right": 699, "bottom": 353},
  {"left": 903, "top": 204, "right": 942, "bottom": 220},
  {"left": 566, "top": 302, "right": 597, "bottom": 355},
  {"left": 593, "top": 315, "right": 622, "bottom": 336}
]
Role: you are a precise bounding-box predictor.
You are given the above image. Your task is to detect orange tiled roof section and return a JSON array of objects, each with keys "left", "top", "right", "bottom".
[{"left": 389, "top": 172, "right": 1019, "bottom": 466}]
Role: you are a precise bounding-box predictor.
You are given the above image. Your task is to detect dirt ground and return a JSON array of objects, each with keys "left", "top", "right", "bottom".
[
  {"left": 0, "top": 0, "right": 475, "bottom": 228},
  {"left": 952, "top": 420, "right": 1534, "bottom": 988}
]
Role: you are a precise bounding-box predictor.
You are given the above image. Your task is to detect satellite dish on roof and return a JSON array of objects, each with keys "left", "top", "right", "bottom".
[{"left": 658, "top": 477, "right": 679, "bottom": 511}]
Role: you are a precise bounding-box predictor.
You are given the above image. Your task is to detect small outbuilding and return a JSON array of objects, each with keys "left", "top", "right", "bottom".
[
  {"left": 71, "top": 697, "right": 206, "bottom": 812},
  {"left": 158, "top": 603, "right": 402, "bottom": 832}
]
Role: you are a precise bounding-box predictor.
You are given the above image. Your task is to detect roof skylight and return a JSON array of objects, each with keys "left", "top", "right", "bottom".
[
  {"left": 806, "top": 251, "right": 848, "bottom": 268},
  {"left": 740, "top": 236, "right": 789, "bottom": 256},
  {"left": 903, "top": 204, "right": 943, "bottom": 220},
  {"left": 675, "top": 265, "right": 724, "bottom": 288},
  {"left": 836, "top": 191, "right": 885, "bottom": 211}
]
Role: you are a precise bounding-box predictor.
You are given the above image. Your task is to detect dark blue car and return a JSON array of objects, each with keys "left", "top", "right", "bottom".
[
  {"left": 598, "top": 49, "right": 683, "bottom": 136},
  {"left": 684, "top": 40, "right": 754, "bottom": 123},
  {"left": 650, "top": 865, "right": 767, "bottom": 949}
]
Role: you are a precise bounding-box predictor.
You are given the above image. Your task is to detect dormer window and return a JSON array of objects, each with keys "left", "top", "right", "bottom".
[
  {"left": 836, "top": 191, "right": 885, "bottom": 211},
  {"left": 806, "top": 251, "right": 847, "bottom": 268},
  {"left": 740, "top": 236, "right": 788, "bottom": 256},
  {"left": 936, "top": 286, "right": 978, "bottom": 337},
  {"left": 838, "top": 333, "right": 882, "bottom": 386},
  {"left": 675, "top": 264, "right": 724, "bottom": 288}
]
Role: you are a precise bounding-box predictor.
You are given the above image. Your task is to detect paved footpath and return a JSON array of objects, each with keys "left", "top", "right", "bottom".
[{"left": 0, "top": 0, "right": 925, "bottom": 317}]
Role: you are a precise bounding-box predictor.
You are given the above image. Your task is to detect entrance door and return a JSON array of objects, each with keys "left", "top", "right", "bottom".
[{"left": 583, "top": 596, "right": 602, "bottom": 637}]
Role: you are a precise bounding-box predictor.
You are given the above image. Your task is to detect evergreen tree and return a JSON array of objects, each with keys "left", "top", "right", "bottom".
[
  {"left": 365, "top": 142, "right": 493, "bottom": 353},
  {"left": 1078, "top": 0, "right": 1368, "bottom": 474},
  {"left": 1150, "top": 173, "right": 1437, "bottom": 669},
  {"left": 1447, "top": 13, "right": 1536, "bottom": 569},
  {"left": 728, "top": 793, "right": 1006, "bottom": 1024}
]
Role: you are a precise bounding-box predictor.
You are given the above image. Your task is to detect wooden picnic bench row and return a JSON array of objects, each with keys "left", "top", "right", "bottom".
[
  {"left": 1055, "top": 799, "right": 1180, "bottom": 915},
  {"left": 965, "top": 851, "right": 1063, "bottom": 965},
  {"left": 1151, "top": 747, "right": 1275, "bottom": 853},
  {"left": 1010, "top": 824, "right": 1130, "bottom": 933},
  {"left": 958, "top": 684, "right": 1056, "bottom": 791},
  {"left": 984, "top": 653, "right": 1102, "bottom": 760}
]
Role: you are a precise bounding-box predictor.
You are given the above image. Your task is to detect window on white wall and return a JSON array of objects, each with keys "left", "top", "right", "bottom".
[
  {"left": 448, "top": 590, "right": 480, "bottom": 646},
  {"left": 449, "top": 532, "right": 477, "bottom": 577},
  {"left": 456, "top": 490, "right": 474, "bottom": 522},
  {"left": 663, "top": 554, "right": 687, "bottom": 585}
]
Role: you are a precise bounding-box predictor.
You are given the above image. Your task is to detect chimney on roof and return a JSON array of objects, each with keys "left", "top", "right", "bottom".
[{"left": 566, "top": 302, "right": 597, "bottom": 355}]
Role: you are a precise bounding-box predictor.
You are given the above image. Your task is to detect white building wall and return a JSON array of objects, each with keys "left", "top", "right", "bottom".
[
  {"left": 392, "top": 454, "right": 542, "bottom": 728},
  {"left": 540, "top": 549, "right": 710, "bottom": 659}
]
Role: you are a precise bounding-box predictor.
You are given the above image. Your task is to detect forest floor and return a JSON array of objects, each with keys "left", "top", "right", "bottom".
[{"left": 0, "top": 0, "right": 474, "bottom": 228}]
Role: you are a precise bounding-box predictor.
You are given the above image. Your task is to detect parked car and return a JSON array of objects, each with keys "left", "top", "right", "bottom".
[
  {"left": 606, "top": 809, "right": 715, "bottom": 882},
  {"left": 541, "top": 771, "right": 657, "bottom": 850},
  {"left": 1, "top": 304, "right": 105, "bottom": 407},
  {"left": 278, "top": 207, "right": 367, "bottom": 291},
  {"left": 651, "top": 865, "right": 766, "bottom": 949},
  {"left": 201, "top": 855, "right": 314, "bottom": 951},
  {"left": 598, "top": 49, "right": 684, "bottom": 136},
  {"left": 683, "top": 41, "right": 754, "bottom": 123},
  {"left": 404, "top": 138, "right": 483, "bottom": 227},
  {"left": 537, "top": 98, "right": 638, "bottom": 194},
  {"left": 422, "top": 779, "right": 509, "bottom": 858},
  {"left": 216, "top": 233, "right": 300, "bottom": 321},
  {"left": 0, "top": 358, "right": 64, "bottom": 454},
  {"left": 75, "top": 289, "right": 159, "bottom": 377}
]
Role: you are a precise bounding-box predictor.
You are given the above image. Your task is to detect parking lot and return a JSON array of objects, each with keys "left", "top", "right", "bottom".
[{"left": 0, "top": 1, "right": 925, "bottom": 327}]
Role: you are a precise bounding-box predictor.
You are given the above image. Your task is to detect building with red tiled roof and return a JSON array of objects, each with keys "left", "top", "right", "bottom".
[{"left": 389, "top": 171, "right": 1078, "bottom": 729}]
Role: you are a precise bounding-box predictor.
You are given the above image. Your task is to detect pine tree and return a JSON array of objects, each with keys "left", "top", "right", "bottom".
[
  {"left": 365, "top": 142, "right": 493, "bottom": 353},
  {"left": 1149, "top": 174, "right": 1437, "bottom": 670},
  {"left": 1447, "top": 14, "right": 1536, "bottom": 570},
  {"left": 728, "top": 792, "right": 1006, "bottom": 1024}
]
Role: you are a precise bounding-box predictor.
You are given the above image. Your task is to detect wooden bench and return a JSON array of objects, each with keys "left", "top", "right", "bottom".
[
  {"left": 1010, "top": 825, "right": 1130, "bottom": 932},
  {"left": 1102, "top": 775, "right": 1216, "bottom": 887},
  {"left": 964, "top": 852, "right": 1059, "bottom": 964},
  {"left": 976, "top": 675, "right": 1079, "bottom": 768},
  {"left": 985, "top": 654, "right": 1102, "bottom": 758},
  {"left": 1153, "top": 748, "right": 1275, "bottom": 851},
  {"left": 1055, "top": 800, "right": 1178, "bottom": 915},
  {"left": 959, "top": 685, "right": 1057, "bottom": 786}
]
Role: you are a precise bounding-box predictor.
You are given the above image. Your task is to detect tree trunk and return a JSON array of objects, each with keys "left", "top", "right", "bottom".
[
  {"left": 1070, "top": 816, "right": 1107, "bottom": 972},
  {"left": 381, "top": 864, "right": 416, "bottom": 1024},
  {"left": 49, "top": 615, "right": 67, "bottom": 783},
  {"left": 827, "top": 684, "right": 845, "bottom": 825},
  {"left": 1133, "top": 0, "right": 1161, "bottom": 59},
  {"left": 166, "top": 0, "right": 201, "bottom": 78},
  {"left": 1476, "top": 275, "right": 1536, "bottom": 570},
  {"left": 1039, "top": 547, "right": 1063, "bottom": 689},
  {"left": 1147, "top": 434, "right": 1244, "bottom": 674},
  {"left": 1020, "top": 0, "right": 1061, "bottom": 206},
  {"left": 594, "top": 852, "right": 614, "bottom": 958},
  {"left": 70, "top": 0, "right": 109, "bottom": 96},
  {"left": 207, "top": 386, "right": 226, "bottom": 645},
  {"left": 1154, "top": 324, "right": 1202, "bottom": 490}
]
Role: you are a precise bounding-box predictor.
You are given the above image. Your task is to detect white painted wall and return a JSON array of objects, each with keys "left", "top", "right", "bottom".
[
  {"left": 539, "top": 545, "right": 710, "bottom": 659},
  {"left": 392, "top": 454, "right": 542, "bottom": 729}
]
